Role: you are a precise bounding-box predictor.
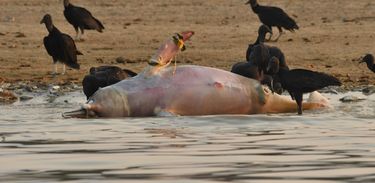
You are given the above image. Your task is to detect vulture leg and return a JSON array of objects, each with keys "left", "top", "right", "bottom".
[
  {"left": 294, "top": 93, "right": 303, "bottom": 115},
  {"left": 74, "top": 27, "right": 80, "bottom": 40},
  {"left": 273, "top": 27, "right": 283, "bottom": 42},
  {"left": 51, "top": 58, "right": 58, "bottom": 75},
  {"left": 62, "top": 64, "right": 66, "bottom": 75},
  {"left": 52, "top": 63, "right": 58, "bottom": 75},
  {"left": 265, "top": 27, "right": 273, "bottom": 42},
  {"left": 288, "top": 91, "right": 295, "bottom": 100},
  {"left": 79, "top": 27, "right": 85, "bottom": 41}
]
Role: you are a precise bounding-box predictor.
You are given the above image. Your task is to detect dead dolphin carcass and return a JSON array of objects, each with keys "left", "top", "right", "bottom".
[{"left": 63, "top": 31, "right": 329, "bottom": 118}]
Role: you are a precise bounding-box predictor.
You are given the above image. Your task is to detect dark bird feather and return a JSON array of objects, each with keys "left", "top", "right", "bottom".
[
  {"left": 63, "top": 0, "right": 105, "bottom": 39},
  {"left": 268, "top": 57, "right": 341, "bottom": 115},
  {"left": 41, "top": 14, "right": 81, "bottom": 74},
  {"left": 83, "top": 66, "right": 137, "bottom": 99},
  {"left": 360, "top": 54, "right": 375, "bottom": 73},
  {"left": 231, "top": 61, "right": 282, "bottom": 93},
  {"left": 246, "top": 25, "right": 289, "bottom": 71},
  {"left": 248, "top": 43, "right": 270, "bottom": 74},
  {"left": 231, "top": 62, "right": 262, "bottom": 80},
  {"left": 246, "top": 0, "right": 299, "bottom": 41}
]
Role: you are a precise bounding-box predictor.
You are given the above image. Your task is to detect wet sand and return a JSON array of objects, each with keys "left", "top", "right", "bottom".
[{"left": 0, "top": 0, "right": 374, "bottom": 88}]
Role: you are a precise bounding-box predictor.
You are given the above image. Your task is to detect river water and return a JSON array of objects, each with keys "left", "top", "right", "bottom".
[{"left": 0, "top": 91, "right": 374, "bottom": 183}]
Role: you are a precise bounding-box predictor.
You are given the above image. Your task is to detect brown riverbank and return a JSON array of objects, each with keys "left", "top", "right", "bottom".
[{"left": 0, "top": 0, "right": 374, "bottom": 88}]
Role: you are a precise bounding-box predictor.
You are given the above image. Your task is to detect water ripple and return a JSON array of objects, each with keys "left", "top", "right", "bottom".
[{"left": 0, "top": 92, "right": 375, "bottom": 182}]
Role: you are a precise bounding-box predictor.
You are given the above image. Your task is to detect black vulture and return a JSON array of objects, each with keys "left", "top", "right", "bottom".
[
  {"left": 82, "top": 66, "right": 137, "bottom": 99},
  {"left": 268, "top": 57, "right": 341, "bottom": 115},
  {"left": 267, "top": 45, "right": 288, "bottom": 70},
  {"left": 40, "top": 14, "right": 82, "bottom": 75},
  {"left": 231, "top": 61, "right": 279, "bottom": 93},
  {"left": 245, "top": 0, "right": 299, "bottom": 42},
  {"left": 246, "top": 25, "right": 289, "bottom": 71},
  {"left": 254, "top": 24, "right": 271, "bottom": 44},
  {"left": 360, "top": 54, "right": 375, "bottom": 73},
  {"left": 248, "top": 42, "right": 270, "bottom": 74},
  {"left": 265, "top": 56, "right": 284, "bottom": 94},
  {"left": 266, "top": 56, "right": 280, "bottom": 75},
  {"left": 63, "top": 0, "right": 105, "bottom": 40},
  {"left": 231, "top": 62, "right": 262, "bottom": 80},
  {"left": 260, "top": 74, "right": 283, "bottom": 94},
  {"left": 246, "top": 24, "right": 271, "bottom": 61},
  {"left": 270, "top": 80, "right": 283, "bottom": 95},
  {"left": 232, "top": 57, "right": 283, "bottom": 94}
]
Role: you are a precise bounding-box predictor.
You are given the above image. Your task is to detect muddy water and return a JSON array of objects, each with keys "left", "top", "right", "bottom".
[{"left": 0, "top": 91, "right": 374, "bottom": 183}]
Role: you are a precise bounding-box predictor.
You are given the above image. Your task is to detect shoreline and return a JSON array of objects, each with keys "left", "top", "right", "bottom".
[
  {"left": 1, "top": 78, "right": 374, "bottom": 105},
  {"left": 0, "top": 0, "right": 374, "bottom": 103}
]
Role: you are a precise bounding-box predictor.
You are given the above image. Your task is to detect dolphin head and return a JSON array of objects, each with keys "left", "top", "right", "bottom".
[{"left": 63, "top": 86, "right": 130, "bottom": 118}]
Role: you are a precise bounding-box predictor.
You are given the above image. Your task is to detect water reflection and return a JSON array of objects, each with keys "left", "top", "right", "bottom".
[{"left": 0, "top": 92, "right": 374, "bottom": 182}]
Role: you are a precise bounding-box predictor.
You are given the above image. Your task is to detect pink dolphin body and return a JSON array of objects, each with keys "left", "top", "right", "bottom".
[{"left": 63, "top": 31, "right": 329, "bottom": 118}]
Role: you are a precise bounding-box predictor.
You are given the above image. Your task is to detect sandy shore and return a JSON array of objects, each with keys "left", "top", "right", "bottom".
[{"left": 0, "top": 0, "right": 374, "bottom": 89}]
